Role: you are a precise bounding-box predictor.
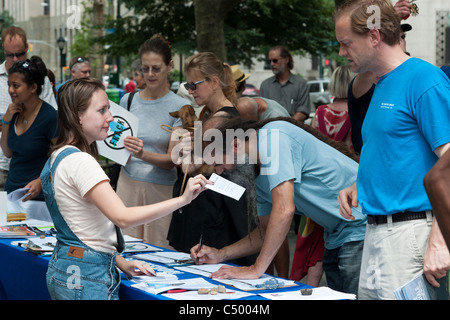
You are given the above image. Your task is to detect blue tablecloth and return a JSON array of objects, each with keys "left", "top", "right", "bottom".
[{"left": 0, "top": 238, "right": 308, "bottom": 300}]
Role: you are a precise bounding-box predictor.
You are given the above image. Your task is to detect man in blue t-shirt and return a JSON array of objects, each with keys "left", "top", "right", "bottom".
[
  {"left": 335, "top": 0, "right": 450, "bottom": 300},
  {"left": 192, "top": 119, "right": 365, "bottom": 295}
]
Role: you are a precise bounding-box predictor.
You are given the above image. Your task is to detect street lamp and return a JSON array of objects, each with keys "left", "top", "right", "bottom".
[{"left": 56, "top": 35, "right": 66, "bottom": 83}]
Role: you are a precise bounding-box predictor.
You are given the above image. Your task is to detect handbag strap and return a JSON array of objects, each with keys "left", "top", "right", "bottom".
[
  {"left": 316, "top": 105, "right": 328, "bottom": 136},
  {"left": 334, "top": 116, "right": 351, "bottom": 141},
  {"left": 127, "top": 91, "right": 136, "bottom": 111}
]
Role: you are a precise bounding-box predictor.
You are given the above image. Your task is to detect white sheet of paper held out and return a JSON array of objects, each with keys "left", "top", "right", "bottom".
[{"left": 205, "top": 173, "right": 245, "bottom": 201}]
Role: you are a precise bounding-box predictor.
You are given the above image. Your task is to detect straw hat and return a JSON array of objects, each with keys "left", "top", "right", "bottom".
[{"left": 231, "top": 65, "right": 250, "bottom": 83}]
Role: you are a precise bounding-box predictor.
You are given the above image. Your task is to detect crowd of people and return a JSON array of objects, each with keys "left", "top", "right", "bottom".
[{"left": 1, "top": 0, "right": 450, "bottom": 300}]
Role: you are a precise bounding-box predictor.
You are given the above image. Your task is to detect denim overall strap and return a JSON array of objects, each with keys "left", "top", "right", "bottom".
[{"left": 40, "top": 147, "right": 125, "bottom": 252}]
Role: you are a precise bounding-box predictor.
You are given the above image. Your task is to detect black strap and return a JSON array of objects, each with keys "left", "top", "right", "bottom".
[
  {"left": 367, "top": 211, "right": 429, "bottom": 225},
  {"left": 127, "top": 91, "right": 136, "bottom": 111}
]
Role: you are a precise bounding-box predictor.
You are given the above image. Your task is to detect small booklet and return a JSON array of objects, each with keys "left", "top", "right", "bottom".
[{"left": 394, "top": 272, "right": 436, "bottom": 300}]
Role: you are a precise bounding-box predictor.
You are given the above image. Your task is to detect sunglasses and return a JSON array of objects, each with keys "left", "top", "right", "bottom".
[
  {"left": 4, "top": 51, "right": 27, "bottom": 59},
  {"left": 268, "top": 59, "right": 279, "bottom": 63},
  {"left": 141, "top": 66, "right": 162, "bottom": 74},
  {"left": 70, "top": 57, "right": 89, "bottom": 69},
  {"left": 19, "top": 60, "right": 33, "bottom": 75},
  {"left": 184, "top": 78, "right": 208, "bottom": 91}
]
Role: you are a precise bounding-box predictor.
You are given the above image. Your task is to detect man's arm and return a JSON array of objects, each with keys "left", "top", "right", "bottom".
[
  {"left": 423, "top": 143, "right": 450, "bottom": 286},
  {"left": 424, "top": 147, "right": 450, "bottom": 250},
  {"left": 207, "top": 180, "right": 296, "bottom": 279},
  {"left": 292, "top": 111, "right": 308, "bottom": 122}
]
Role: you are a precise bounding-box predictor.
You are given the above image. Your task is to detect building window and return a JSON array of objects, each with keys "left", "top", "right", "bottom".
[
  {"left": 43, "top": 0, "right": 50, "bottom": 16},
  {"left": 436, "top": 11, "right": 450, "bottom": 67}
]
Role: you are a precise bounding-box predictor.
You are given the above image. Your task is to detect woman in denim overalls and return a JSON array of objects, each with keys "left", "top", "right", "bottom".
[{"left": 41, "top": 78, "right": 208, "bottom": 300}]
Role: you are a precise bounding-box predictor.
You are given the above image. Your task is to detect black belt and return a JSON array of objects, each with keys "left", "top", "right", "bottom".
[{"left": 367, "top": 211, "right": 430, "bottom": 225}]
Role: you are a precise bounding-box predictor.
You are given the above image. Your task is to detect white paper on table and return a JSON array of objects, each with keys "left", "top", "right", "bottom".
[
  {"left": 205, "top": 173, "right": 246, "bottom": 201},
  {"left": 123, "top": 242, "right": 162, "bottom": 253},
  {"left": 175, "top": 264, "right": 296, "bottom": 291},
  {"left": 96, "top": 100, "right": 139, "bottom": 166},
  {"left": 259, "top": 287, "right": 356, "bottom": 300},
  {"left": 130, "top": 273, "right": 179, "bottom": 283},
  {"left": 175, "top": 263, "right": 227, "bottom": 277},
  {"left": 133, "top": 251, "right": 192, "bottom": 265},
  {"left": 131, "top": 277, "right": 217, "bottom": 295},
  {"left": 162, "top": 288, "right": 255, "bottom": 300},
  {"left": 11, "top": 236, "right": 57, "bottom": 251},
  {"left": 6, "top": 199, "right": 52, "bottom": 223}
]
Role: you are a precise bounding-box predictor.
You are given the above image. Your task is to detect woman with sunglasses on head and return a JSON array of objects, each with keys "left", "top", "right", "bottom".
[
  {"left": 167, "top": 52, "right": 259, "bottom": 268},
  {"left": 116, "top": 34, "right": 190, "bottom": 249},
  {"left": 41, "top": 78, "right": 208, "bottom": 300},
  {"left": 1, "top": 56, "right": 59, "bottom": 201}
]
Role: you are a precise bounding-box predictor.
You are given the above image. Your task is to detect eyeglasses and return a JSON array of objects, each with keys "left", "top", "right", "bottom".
[
  {"left": 4, "top": 51, "right": 27, "bottom": 59},
  {"left": 184, "top": 78, "right": 208, "bottom": 91},
  {"left": 141, "top": 66, "right": 162, "bottom": 74},
  {"left": 70, "top": 57, "right": 89, "bottom": 69}
]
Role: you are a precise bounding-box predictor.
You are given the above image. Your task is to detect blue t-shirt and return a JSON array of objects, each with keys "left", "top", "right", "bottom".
[
  {"left": 358, "top": 58, "right": 450, "bottom": 215},
  {"left": 255, "top": 121, "right": 366, "bottom": 250},
  {"left": 119, "top": 90, "right": 186, "bottom": 185},
  {"left": 55, "top": 80, "right": 68, "bottom": 92},
  {"left": 6, "top": 101, "right": 59, "bottom": 199}
]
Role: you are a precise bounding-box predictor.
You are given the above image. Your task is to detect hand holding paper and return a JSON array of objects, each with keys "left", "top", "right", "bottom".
[
  {"left": 7, "top": 188, "right": 31, "bottom": 202},
  {"left": 205, "top": 173, "right": 245, "bottom": 201}
]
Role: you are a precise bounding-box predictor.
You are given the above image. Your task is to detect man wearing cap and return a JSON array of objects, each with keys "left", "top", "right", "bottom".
[
  {"left": 0, "top": 26, "right": 57, "bottom": 188},
  {"left": 56, "top": 56, "right": 91, "bottom": 92},
  {"left": 259, "top": 45, "right": 310, "bottom": 122}
]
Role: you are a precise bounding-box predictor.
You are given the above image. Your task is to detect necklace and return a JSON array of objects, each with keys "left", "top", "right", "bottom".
[{"left": 22, "top": 100, "right": 41, "bottom": 125}]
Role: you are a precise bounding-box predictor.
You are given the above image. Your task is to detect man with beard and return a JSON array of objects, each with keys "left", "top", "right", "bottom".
[
  {"left": 191, "top": 116, "right": 366, "bottom": 296},
  {"left": 259, "top": 46, "right": 310, "bottom": 122}
]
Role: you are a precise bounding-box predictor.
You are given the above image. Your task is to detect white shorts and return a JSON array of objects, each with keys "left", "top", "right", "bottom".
[{"left": 358, "top": 211, "right": 433, "bottom": 300}]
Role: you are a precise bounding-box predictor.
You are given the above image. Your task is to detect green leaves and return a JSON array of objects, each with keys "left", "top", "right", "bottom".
[{"left": 83, "top": 0, "right": 338, "bottom": 67}]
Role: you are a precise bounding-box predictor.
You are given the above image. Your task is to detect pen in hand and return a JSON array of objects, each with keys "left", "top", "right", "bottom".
[{"left": 196, "top": 234, "right": 203, "bottom": 263}]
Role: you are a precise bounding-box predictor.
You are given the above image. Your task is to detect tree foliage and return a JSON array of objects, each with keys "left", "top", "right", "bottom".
[
  {"left": 91, "top": 0, "right": 338, "bottom": 68},
  {"left": 226, "top": 0, "right": 337, "bottom": 67},
  {"left": 0, "top": 10, "right": 15, "bottom": 60}
]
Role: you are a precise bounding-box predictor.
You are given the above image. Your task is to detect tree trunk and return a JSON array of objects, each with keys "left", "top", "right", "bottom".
[
  {"left": 90, "top": 0, "right": 105, "bottom": 80},
  {"left": 193, "top": 0, "right": 241, "bottom": 62}
]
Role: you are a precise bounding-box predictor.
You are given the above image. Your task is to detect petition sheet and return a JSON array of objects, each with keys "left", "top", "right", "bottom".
[{"left": 205, "top": 173, "right": 245, "bottom": 201}]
